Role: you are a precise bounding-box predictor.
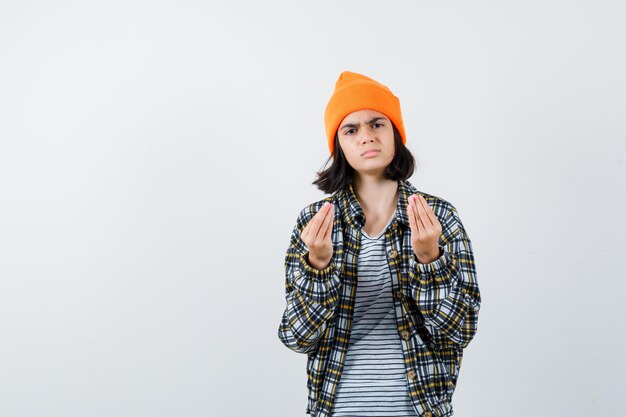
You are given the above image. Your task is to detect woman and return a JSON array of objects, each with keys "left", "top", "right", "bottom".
[{"left": 278, "top": 71, "right": 481, "bottom": 417}]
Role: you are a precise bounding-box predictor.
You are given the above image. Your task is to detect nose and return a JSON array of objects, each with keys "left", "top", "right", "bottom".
[{"left": 361, "top": 126, "right": 376, "bottom": 143}]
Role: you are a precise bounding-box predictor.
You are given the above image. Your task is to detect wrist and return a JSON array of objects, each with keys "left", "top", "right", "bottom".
[
  {"left": 415, "top": 246, "right": 443, "bottom": 264},
  {"left": 307, "top": 253, "right": 331, "bottom": 270}
]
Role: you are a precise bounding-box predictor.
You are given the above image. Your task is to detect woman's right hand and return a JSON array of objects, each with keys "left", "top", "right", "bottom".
[{"left": 301, "top": 202, "right": 334, "bottom": 270}]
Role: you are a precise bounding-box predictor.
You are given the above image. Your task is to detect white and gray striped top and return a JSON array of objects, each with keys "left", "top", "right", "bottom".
[{"left": 330, "top": 209, "right": 418, "bottom": 416}]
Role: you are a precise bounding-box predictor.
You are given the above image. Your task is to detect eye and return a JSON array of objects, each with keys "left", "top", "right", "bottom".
[
  {"left": 344, "top": 128, "right": 356, "bottom": 135},
  {"left": 373, "top": 123, "right": 384, "bottom": 128}
]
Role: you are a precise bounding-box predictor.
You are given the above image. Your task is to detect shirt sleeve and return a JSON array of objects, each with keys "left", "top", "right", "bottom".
[
  {"left": 406, "top": 204, "right": 481, "bottom": 349},
  {"left": 277, "top": 204, "right": 342, "bottom": 354}
]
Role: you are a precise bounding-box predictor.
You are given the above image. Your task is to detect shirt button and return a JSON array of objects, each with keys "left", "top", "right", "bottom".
[
  {"left": 400, "top": 330, "right": 410, "bottom": 341},
  {"left": 407, "top": 369, "right": 417, "bottom": 380},
  {"left": 394, "top": 290, "right": 403, "bottom": 300},
  {"left": 421, "top": 412, "right": 433, "bottom": 417},
  {"left": 388, "top": 249, "right": 398, "bottom": 258}
]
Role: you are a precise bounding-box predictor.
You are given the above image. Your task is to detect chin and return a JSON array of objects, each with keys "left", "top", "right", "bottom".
[
  {"left": 360, "top": 158, "right": 391, "bottom": 168},
  {"left": 356, "top": 164, "right": 388, "bottom": 175}
]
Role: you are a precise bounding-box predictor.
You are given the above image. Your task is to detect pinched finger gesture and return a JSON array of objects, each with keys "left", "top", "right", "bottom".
[
  {"left": 407, "top": 194, "right": 443, "bottom": 264},
  {"left": 301, "top": 202, "right": 335, "bottom": 269}
]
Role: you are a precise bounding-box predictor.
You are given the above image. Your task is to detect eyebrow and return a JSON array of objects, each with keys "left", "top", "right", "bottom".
[{"left": 339, "top": 116, "right": 388, "bottom": 131}]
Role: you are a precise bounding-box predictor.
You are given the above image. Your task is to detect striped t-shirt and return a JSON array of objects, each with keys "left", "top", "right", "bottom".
[{"left": 330, "top": 209, "right": 418, "bottom": 417}]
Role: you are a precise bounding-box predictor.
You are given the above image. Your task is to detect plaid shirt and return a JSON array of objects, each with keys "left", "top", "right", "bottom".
[{"left": 278, "top": 179, "right": 481, "bottom": 417}]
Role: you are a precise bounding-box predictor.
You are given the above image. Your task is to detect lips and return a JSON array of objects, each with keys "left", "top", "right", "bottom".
[{"left": 362, "top": 149, "right": 380, "bottom": 157}]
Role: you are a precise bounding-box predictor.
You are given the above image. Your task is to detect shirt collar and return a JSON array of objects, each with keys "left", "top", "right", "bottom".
[{"left": 335, "top": 178, "right": 414, "bottom": 231}]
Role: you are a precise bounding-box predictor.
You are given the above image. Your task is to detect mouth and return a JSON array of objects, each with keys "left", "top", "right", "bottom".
[{"left": 362, "top": 149, "right": 380, "bottom": 157}]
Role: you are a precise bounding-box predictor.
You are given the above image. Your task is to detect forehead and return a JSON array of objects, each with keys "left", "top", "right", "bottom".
[{"left": 339, "top": 109, "right": 388, "bottom": 125}]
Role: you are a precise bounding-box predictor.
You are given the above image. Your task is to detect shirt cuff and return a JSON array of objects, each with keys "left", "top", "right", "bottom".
[
  {"left": 410, "top": 246, "right": 449, "bottom": 276},
  {"left": 298, "top": 252, "right": 336, "bottom": 281}
]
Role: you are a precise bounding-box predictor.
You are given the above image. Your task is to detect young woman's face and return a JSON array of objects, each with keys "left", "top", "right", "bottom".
[{"left": 337, "top": 109, "right": 395, "bottom": 177}]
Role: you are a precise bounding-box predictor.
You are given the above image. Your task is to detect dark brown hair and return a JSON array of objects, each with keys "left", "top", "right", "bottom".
[{"left": 312, "top": 124, "right": 416, "bottom": 194}]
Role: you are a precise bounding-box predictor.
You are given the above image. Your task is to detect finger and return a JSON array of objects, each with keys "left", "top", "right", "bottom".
[
  {"left": 413, "top": 196, "right": 430, "bottom": 230},
  {"left": 310, "top": 202, "right": 331, "bottom": 240},
  {"left": 408, "top": 195, "right": 425, "bottom": 230},
  {"left": 416, "top": 195, "right": 437, "bottom": 226},
  {"left": 321, "top": 204, "right": 334, "bottom": 243},
  {"left": 302, "top": 203, "right": 326, "bottom": 240},
  {"left": 407, "top": 195, "right": 421, "bottom": 235},
  {"left": 413, "top": 195, "right": 429, "bottom": 230}
]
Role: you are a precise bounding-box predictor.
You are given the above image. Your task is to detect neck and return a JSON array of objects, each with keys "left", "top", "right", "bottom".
[{"left": 353, "top": 176, "right": 399, "bottom": 215}]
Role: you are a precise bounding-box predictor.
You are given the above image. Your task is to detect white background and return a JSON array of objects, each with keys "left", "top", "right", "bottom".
[{"left": 1, "top": 1, "right": 625, "bottom": 416}]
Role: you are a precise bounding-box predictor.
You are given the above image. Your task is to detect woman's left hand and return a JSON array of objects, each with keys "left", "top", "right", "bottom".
[{"left": 407, "top": 194, "right": 443, "bottom": 264}]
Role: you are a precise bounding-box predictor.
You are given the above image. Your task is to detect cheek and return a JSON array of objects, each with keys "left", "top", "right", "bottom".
[
  {"left": 385, "top": 149, "right": 396, "bottom": 163},
  {"left": 347, "top": 150, "right": 360, "bottom": 164},
  {"left": 341, "top": 142, "right": 357, "bottom": 159},
  {"left": 384, "top": 142, "right": 395, "bottom": 157}
]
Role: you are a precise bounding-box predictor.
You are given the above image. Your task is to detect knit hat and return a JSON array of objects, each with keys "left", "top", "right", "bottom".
[{"left": 324, "top": 71, "right": 406, "bottom": 155}]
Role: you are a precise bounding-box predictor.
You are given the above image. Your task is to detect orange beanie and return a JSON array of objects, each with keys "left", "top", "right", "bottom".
[{"left": 324, "top": 71, "right": 406, "bottom": 155}]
